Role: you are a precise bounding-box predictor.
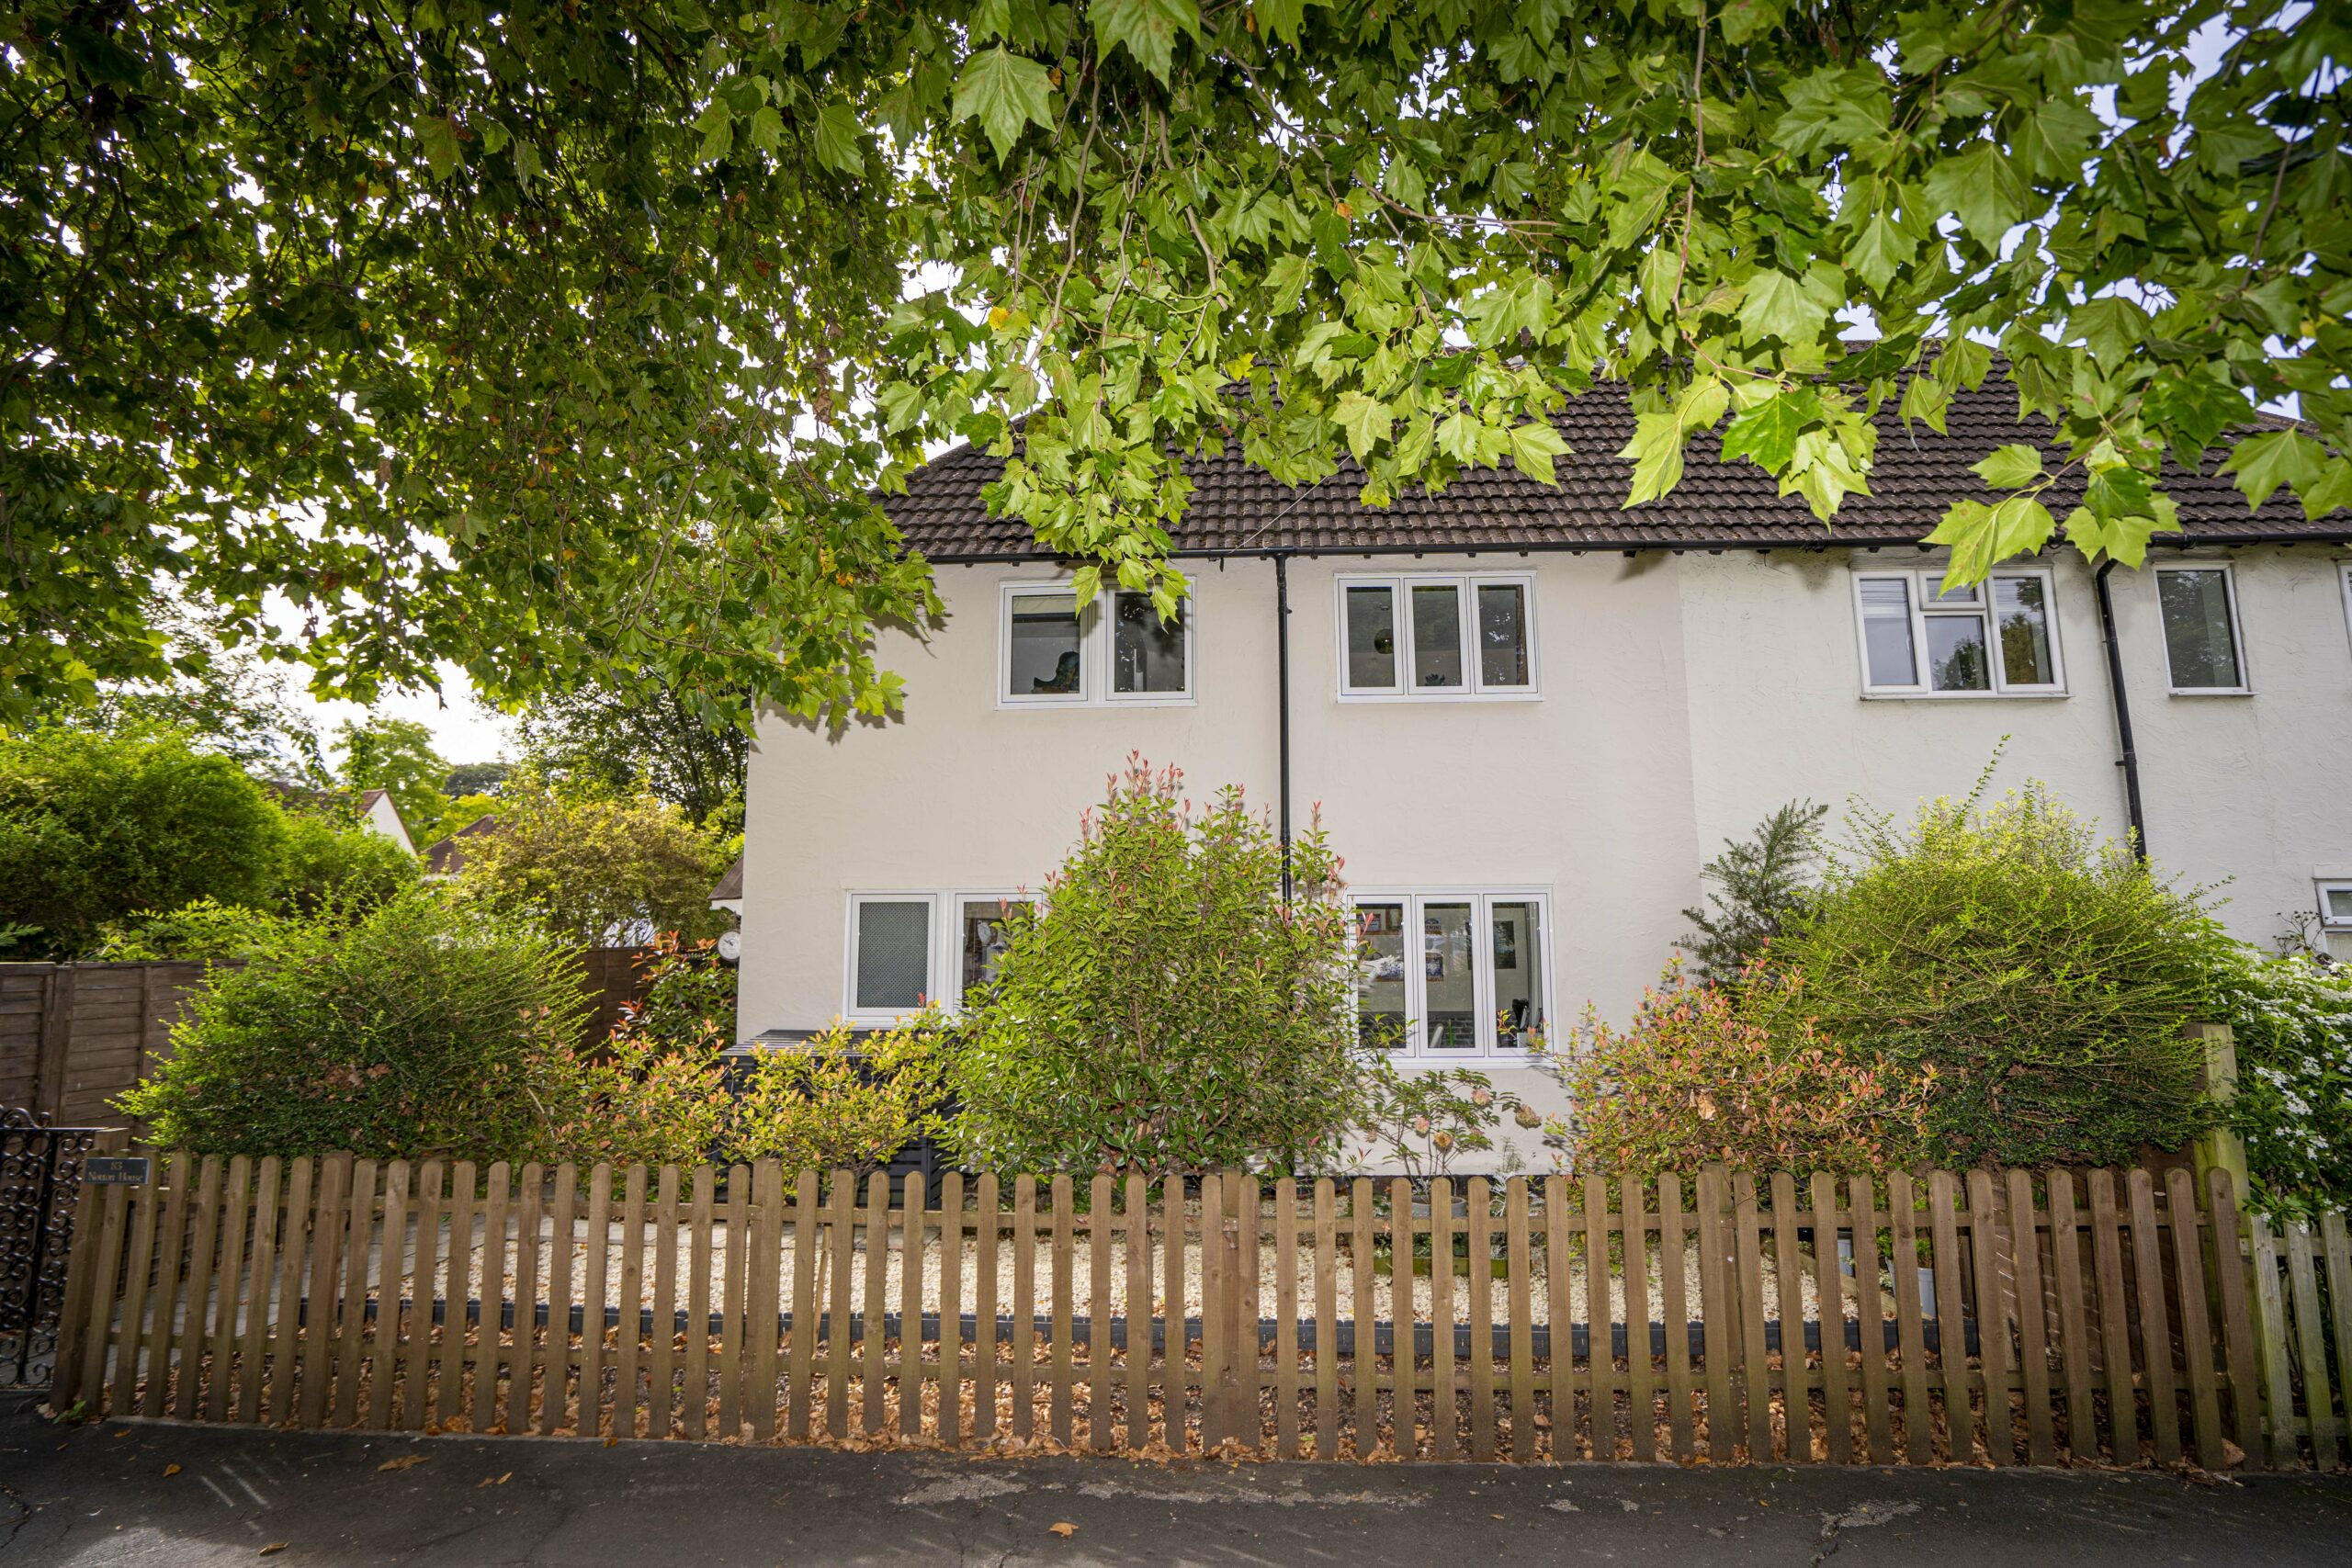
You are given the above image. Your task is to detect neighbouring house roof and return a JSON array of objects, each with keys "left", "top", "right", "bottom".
[
  {"left": 352, "top": 788, "right": 415, "bottom": 856},
  {"left": 709, "top": 853, "right": 744, "bottom": 909},
  {"left": 422, "top": 814, "right": 501, "bottom": 877},
  {"left": 887, "top": 368, "right": 2343, "bottom": 560}
]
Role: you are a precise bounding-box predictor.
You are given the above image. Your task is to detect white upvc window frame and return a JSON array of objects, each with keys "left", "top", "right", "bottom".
[
  {"left": 997, "top": 578, "right": 1195, "bottom": 709},
  {"left": 1850, "top": 565, "right": 2067, "bottom": 699},
  {"left": 843, "top": 889, "right": 1041, "bottom": 1021},
  {"left": 842, "top": 892, "right": 941, "bottom": 1023},
  {"left": 1346, "top": 887, "right": 1555, "bottom": 1060},
  {"left": 2154, "top": 561, "right": 2253, "bottom": 695},
  {"left": 945, "top": 889, "right": 1036, "bottom": 1008},
  {"left": 2316, "top": 879, "right": 2352, "bottom": 933},
  {"left": 1334, "top": 571, "right": 1540, "bottom": 701}
]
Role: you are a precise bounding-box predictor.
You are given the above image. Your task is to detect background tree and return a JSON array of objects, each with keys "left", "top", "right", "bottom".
[
  {"left": 441, "top": 761, "right": 513, "bottom": 798},
  {"left": 454, "top": 771, "right": 734, "bottom": 945},
  {"left": 7, "top": 2, "right": 2340, "bottom": 727},
  {"left": 514, "top": 673, "right": 750, "bottom": 830},
  {"left": 73, "top": 605, "right": 324, "bottom": 781},
  {"left": 0, "top": 727, "right": 288, "bottom": 958},
  {"left": 1679, "top": 801, "right": 1827, "bottom": 982},
  {"left": 333, "top": 718, "right": 451, "bottom": 842}
]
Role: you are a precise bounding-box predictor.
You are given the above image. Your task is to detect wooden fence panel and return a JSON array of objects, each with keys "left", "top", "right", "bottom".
[{"left": 47, "top": 1155, "right": 2352, "bottom": 1477}]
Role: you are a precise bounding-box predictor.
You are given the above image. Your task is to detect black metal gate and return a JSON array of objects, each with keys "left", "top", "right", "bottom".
[{"left": 0, "top": 1108, "right": 104, "bottom": 1387}]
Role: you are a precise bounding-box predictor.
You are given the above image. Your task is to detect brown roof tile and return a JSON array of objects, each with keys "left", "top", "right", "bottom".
[{"left": 888, "top": 372, "right": 2341, "bottom": 559}]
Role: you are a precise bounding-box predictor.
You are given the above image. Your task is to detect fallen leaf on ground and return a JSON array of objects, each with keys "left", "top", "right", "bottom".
[
  {"left": 1049, "top": 1522, "right": 1077, "bottom": 1539},
  {"left": 259, "top": 1545, "right": 288, "bottom": 1557},
  {"left": 377, "top": 1455, "right": 428, "bottom": 1472},
  {"left": 164, "top": 1464, "right": 182, "bottom": 1477},
  {"left": 477, "top": 1472, "right": 511, "bottom": 1488}
]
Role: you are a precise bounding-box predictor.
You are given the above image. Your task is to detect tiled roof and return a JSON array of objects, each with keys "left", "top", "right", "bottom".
[
  {"left": 888, "top": 373, "right": 2341, "bottom": 559},
  {"left": 422, "top": 814, "right": 500, "bottom": 877}
]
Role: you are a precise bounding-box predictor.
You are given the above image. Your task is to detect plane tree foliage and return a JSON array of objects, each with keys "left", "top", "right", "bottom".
[{"left": 6, "top": 0, "right": 2345, "bottom": 723}]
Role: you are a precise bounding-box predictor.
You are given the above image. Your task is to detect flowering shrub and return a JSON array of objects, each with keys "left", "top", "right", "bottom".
[
  {"left": 1352, "top": 1062, "right": 1532, "bottom": 1179},
  {"left": 1535, "top": 959, "right": 1932, "bottom": 1175},
  {"left": 2210, "top": 953, "right": 2352, "bottom": 1221},
  {"left": 944, "top": 756, "right": 1362, "bottom": 1174}
]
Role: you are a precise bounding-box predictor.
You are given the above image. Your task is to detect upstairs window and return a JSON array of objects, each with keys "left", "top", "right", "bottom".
[
  {"left": 1001, "top": 581, "right": 1192, "bottom": 706},
  {"left": 1852, "top": 568, "right": 2064, "bottom": 697},
  {"left": 1338, "top": 573, "right": 1537, "bottom": 699},
  {"left": 2156, "top": 565, "right": 2248, "bottom": 694},
  {"left": 2317, "top": 880, "right": 2352, "bottom": 933}
]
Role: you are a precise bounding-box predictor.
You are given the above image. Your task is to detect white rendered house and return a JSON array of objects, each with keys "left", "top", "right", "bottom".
[{"left": 731, "top": 370, "right": 2352, "bottom": 1164}]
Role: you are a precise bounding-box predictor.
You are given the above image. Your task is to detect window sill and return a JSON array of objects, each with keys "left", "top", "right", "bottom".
[
  {"left": 2165, "top": 688, "right": 2255, "bottom": 698},
  {"left": 1858, "top": 690, "right": 2070, "bottom": 702},
  {"left": 996, "top": 694, "right": 1199, "bottom": 710},
  {"left": 1337, "top": 690, "right": 1543, "bottom": 705}
]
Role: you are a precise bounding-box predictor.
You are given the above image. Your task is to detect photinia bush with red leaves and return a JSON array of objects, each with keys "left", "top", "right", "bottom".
[{"left": 1535, "top": 957, "right": 1932, "bottom": 1177}]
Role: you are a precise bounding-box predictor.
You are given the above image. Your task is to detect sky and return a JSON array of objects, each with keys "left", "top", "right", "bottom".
[{"left": 294, "top": 670, "right": 515, "bottom": 766}]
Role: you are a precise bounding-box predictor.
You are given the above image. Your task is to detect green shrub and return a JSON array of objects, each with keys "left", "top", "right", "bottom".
[
  {"left": 453, "top": 769, "right": 731, "bottom": 944},
  {"left": 91, "top": 897, "right": 286, "bottom": 962},
  {"left": 729, "top": 1013, "right": 951, "bottom": 1180},
  {"left": 2210, "top": 953, "right": 2352, "bottom": 1221},
  {"left": 1679, "top": 800, "right": 1826, "bottom": 983},
  {"left": 0, "top": 725, "right": 288, "bottom": 957},
  {"left": 278, "top": 809, "right": 420, "bottom": 913},
  {"left": 1771, "top": 777, "right": 2226, "bottom": 1168},
  {"left": 118, "top": 891, "right": 589, "bottom": 1162},
  {"left": 1537, "top": 959, "right": 1932, "bottom": 1174},
  {"left": 944, "top": 757, "right": 1363, "bottom": 1174},
  {"left": 1353, "top": 1063, "right": 1534, "bottom": 1179}
]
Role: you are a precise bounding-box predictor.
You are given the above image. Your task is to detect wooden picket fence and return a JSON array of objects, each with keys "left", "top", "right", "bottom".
[{"left": 44, "top": 1145, "right": 2352, "bottom": 1469}]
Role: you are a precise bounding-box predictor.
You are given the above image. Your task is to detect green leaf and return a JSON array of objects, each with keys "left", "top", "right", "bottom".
[
  {"left": 952, "top": 46, "right": 1057, "bottom": 163},
  {"left": 417, "top": 116, "right": 462, "bottom": 179},
  {"left": 1848, "top": 210, "right": 1913, "bottom": 293},
  {"left": 1737, "top": 268, "right": 1832, "bottom": 347},
  {"left": 1617, "top": 411, "right": 1683, "bottom": 506},
  {"left": 1506, "top": 420, "right": 1568, "bottom": 484},
  {"left": 2221, "top": 429, "right": 2328, "bottom": 510},
  {"left": 1253, "top": 0, "right": 1306, "bottom": 45},
  {"left": 2300, "top": 456, "right": 2352, "bottom": 521},
  {"left": 2014, "top": 95, "right": 2101, "bottom": 182},
  {"left": 1973, "top": 443, "right": 2045, "bottom": 490},
  {"left": 1928, "top": 495, "right": 2054, "bottom": 586},
  {"left": 1718, "top": 387, "right": 1823, "bottom": 472},
  {"left": 1675, "top": 377, "right": 1729, "bottom": 434},
  {"left": 812, "top": 102, "right": 866, "bottom": 175},
  {"left": 2070, "top": 295, "right": 2150, "bottom": 371},
  {"left": 1093, "top": 0, "right": 1201, "bottom": 84},
  {"left": 1332, "top": 392, "right": 1393, "bottom": 462},
  {"left": 1923, "top": 142, "right": 2026, "bottom": 247}
]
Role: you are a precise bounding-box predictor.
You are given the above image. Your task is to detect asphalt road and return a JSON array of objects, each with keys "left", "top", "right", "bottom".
[{"left": 6, "top": 1395, "right": 2352, "bottom": 1567}]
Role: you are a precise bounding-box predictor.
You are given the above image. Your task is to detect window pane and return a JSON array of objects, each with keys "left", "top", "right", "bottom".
[
  {"left": 959, "top": 898, "right": 1030, "bottom": 996},
  {"left": 1422, "top": 901, "right": 1476, "bottom": 1050},
  {"left": 854, "top": 900, "right": 930, "bottom": 1012},
  {"left": 1008, "top": 591, "right": 1083, "bottom": 696},
  {"left": 1113, "top": 592, "right": 1186, "bottom": 694},
  {"left": 1925, "top": 613, "right": 1992, "bottom": 692},
  {"left": 2324, "top": 886, "right": 2352, "bottom": 923},
  {"left": 1994, "top": 575, "right": 2055, "bottom": 686},
  {"left": 1476, "top": 582, "right": 1531, "bottom": 687},
  {"left": 1926, "top": 577, "right": 1980, "bottom": 605},
  {"left": 2159, "top": 570, "right": 2243, "bottom": 689},
  {"left": 1410, "top": 583, "right": 1465, "bottom": 688},
  {"left": 1489, "top": 900, "right": 1544, "bottom": 1050},
  {"left": 1344, "top": 586, "right": 1397, "bottom": 690},
  {"left": 1858, "top": 578, "right": 1917, "bottom": 687},
  {"left": 1354, "top": 903, "right": 1409, "bottom": 1052}
]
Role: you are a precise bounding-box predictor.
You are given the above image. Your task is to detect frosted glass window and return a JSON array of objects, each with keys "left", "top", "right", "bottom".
[
  {"left": 853, "top": 900, "right": 931, "bottom": 1013},
  {"left": 1858, "top": 577, "right": 1918, "bottom": 687}
]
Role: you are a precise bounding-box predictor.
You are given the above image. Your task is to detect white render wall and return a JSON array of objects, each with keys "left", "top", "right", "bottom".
[{"left": 737, "top": 543, "right": 2352, "bottom": 1162}]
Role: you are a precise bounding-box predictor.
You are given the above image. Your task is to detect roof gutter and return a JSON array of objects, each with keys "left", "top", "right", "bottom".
[
  {"left": 919, "top": 529, "right": 2352, "bottom": 569},
  {"left": 2093, "top": 559, "right": 2151, "bottom": 862}
]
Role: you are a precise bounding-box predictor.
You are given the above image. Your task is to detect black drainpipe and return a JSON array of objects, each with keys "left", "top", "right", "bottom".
[
  {"left": 2094, "top": 559, "right": 2150, "bottom": 861},
  {"left": 1273, "top": 552, "right": 1295, "bottom": 904}
]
